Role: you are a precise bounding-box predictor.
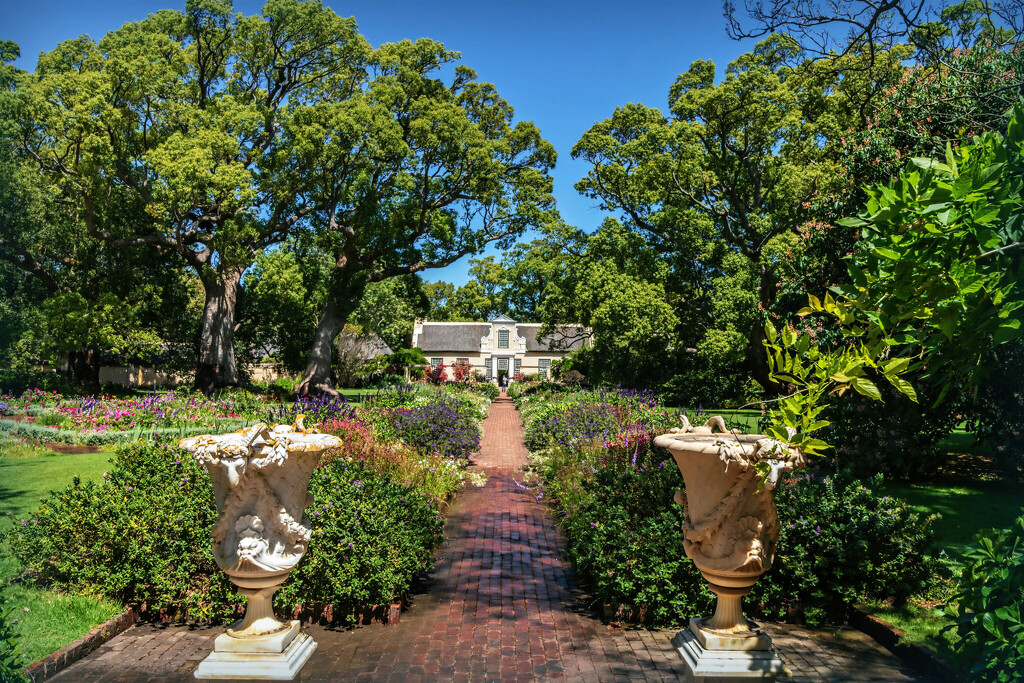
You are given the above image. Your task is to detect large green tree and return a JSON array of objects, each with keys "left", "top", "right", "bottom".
[
  {"left": 572, "top": 38, "right": 865, "bottom": 392},
  {"left": 18, "top": 0, "right": 372, "bottom": 392},
  {"left": 293, "top": 38, "right": 556, "bottom": 393},
  {"left": 1, "top": 40, "right": 199, "bottom": 382}
]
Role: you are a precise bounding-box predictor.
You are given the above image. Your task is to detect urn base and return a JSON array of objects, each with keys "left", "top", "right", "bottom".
[
  {"left": 673, "top": 619, "right": 785, "bottom": 681},
  {"left": 195, "top": 620, "right": 316, "bottom": 680}
]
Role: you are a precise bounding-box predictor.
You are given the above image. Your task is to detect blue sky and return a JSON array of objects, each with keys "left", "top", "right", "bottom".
[{"left": 2, "top": 0, "right": 754, "bottom": 285}]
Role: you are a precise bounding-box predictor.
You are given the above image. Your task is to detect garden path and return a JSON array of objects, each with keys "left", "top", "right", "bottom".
[{"left": 50, "top": 397, "right": 928, "bottom": 682}]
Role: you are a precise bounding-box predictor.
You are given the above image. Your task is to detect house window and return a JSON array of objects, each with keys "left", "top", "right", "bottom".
[
  {"left": 514, "top": 358, "right": 521, "bottom": 375},
  {"left": 497, "top": 358, "right": 509, "bottom": 372},
  {"left": 456, "top": 358, "right": 469, "bottom": 365},
  {"left": 538, "top": 359, "right": 551, "bottom": 378},
  {"left": 485, "top": 358, "right": 492, "bottom": 379},
  {"left": 431, "top": 358, "right": 443, "bottom": 367},
  {"left": 498, "top": 329, "right": 509, "bottom": 349}
]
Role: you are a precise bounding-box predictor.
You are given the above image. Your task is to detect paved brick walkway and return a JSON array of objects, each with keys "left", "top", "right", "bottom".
[{"left": 51, "top": 398, "right": 927, "bottom": 682}]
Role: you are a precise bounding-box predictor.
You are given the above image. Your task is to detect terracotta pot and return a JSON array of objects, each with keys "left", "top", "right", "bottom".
[{"left": 653, "top": 421, "right": 804, "bottom": 637}]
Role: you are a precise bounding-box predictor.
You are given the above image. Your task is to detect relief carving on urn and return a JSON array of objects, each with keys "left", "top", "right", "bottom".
[
  {"left": 180, "top": 416, "right": 340, "bottom": 679},
  {"left": 654, "top": 415, "right": 806, "bottom": 679}
]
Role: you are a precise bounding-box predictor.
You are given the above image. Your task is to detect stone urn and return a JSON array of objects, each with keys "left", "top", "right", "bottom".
[
  {"left": 179, "top": 416, "right": 341, "bottom": 680},
  {"left": 653, "top": 415, "right": 805, "bottom": 680}
]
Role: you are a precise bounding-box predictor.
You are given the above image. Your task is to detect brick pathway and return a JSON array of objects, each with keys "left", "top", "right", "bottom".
[{"left": 51, "top": 398, "right": 928, "bottom": 682}]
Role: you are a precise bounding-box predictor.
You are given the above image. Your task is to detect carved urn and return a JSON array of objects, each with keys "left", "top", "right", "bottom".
[
  {"left": 653, "top": 416, "right": 805, "bottom": 679},
  {"left": 180, "top": 416, "right": 340, "bottom": 680}
]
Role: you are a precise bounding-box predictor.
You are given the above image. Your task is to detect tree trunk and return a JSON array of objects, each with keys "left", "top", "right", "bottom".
[
  {"left": 296, "top": 266, "right": 368, "bottom": 396},
  {"left": 66, "top": 348, "right": 101, "bottom": 387},
  {"left": 296, "top": 298, "right": 347, "bottom": 395},
  {"left": 195, "top": 267, "right": 243, "bottom": 394}
]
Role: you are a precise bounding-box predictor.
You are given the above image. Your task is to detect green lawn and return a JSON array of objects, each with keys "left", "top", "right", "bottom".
[
  {"left": 880, "top": 480, "right": 1023, "bottom": 562},
  {"left": 863, "top": 436, "right": 1023, "bottom": 670},
  {"left": 0, "top": 439, "right": 122, "bottom": 666}
]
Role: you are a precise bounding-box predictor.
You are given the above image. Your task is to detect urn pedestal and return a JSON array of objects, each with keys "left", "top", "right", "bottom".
[
  {"left": 180, "top": 418, "right": 340, "bottom": 680},
  {"left": 653, "top": 418, "right": 805, "bottom": 681}
]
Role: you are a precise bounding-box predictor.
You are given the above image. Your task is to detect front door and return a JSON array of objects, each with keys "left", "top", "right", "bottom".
[{"left": 497, "top": 357, "right": 509, "bottom": 383}]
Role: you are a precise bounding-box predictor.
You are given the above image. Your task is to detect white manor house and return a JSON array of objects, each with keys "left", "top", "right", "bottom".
[{"left": 412, "top": 315, "right": 590, "bottom": 381}]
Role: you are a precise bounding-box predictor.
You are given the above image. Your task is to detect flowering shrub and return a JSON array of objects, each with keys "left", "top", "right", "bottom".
[
  {"left": 422, "top": 363, "right": 446, "bottom": 385},
  {"left": 319, "top": 418, "right": 467, "bottom": 504},
  {"left": 0, "top": 401, "right": 10, "bottom": 415},
  {"left": 3, "top": 389, "right": 276, "bottom": 434},
  {"left": 520, "top": 386, "right": 669, "bottom": 453},
  {"left": 521, "top": 389, "right": 937, "bottom": 626},
  {"left": 280, "top": 393, "right": 357, "bottom": 426},
  {"left": 452, "top": 361, "right": 473, "bottom": 383},
  {"left": 6, "top": 440, "right": 445, "bottom": 624},
  {"left": 388, "top": 394, "right": 481, "bottom": 460}
]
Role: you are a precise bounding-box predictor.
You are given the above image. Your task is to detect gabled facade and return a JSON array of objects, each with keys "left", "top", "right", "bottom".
[{"left": 411, "top": 315, "right": 590, "bottom": 381}]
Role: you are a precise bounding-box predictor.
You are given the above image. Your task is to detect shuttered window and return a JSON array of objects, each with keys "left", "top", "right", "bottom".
[{"left": 485, "top": 358, "right": 492, "bottom": 379}]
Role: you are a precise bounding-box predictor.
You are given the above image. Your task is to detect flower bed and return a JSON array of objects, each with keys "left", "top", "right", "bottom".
[
  {"left": 517, "top": 386, "right": 938, "bottom": 626},
  {"left": 4, "top": 385, "right": 492, "bottom": 627}
]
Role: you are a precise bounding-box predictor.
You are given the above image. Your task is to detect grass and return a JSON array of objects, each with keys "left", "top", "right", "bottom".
[
  {"left": 858, "top": 432, "right": 1024, "bottom": 671},
  {"left": 857, "top": 599, "right": 961, "bottom": 664},
  {"left": 0, "top": 437, "right": 122, "bottom": 666},
  {"left": 880, "top": 480, "right": 1023, "bottom": 562}
]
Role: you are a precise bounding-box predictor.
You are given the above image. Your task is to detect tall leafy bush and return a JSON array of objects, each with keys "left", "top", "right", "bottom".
[{"left": 944, "top": 513, "right": 1024, "bottom": 682}]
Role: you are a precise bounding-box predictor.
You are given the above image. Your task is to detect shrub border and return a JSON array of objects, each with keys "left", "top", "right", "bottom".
[
  {"left": 22, "top": 606, "right": 137, "bottom": 683},
  {"left": 848, "top": 606, "right": 957, "bottom": 682}
]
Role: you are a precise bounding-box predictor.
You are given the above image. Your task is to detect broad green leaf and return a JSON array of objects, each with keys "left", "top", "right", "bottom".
[{"left": 851, "top": 377, "right": 881, "bottom": 401}]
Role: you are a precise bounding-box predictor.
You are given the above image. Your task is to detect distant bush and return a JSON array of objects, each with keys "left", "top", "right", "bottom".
[
  {"left": 0, "top": 369, "right": 77, "bottom": 396},
  {"left": 452, "top": 361, "right": 473, "bottom": 383},
  {"left": 943, "top": 512, "right": 1024, "bottom": 682},
  {"left": 821, "top": 381, "right": 959, "bottom": 479},
  {"left": 422, "top": 363, "right": 447, "bottom": 385},
  {"left": 388, "top": 394, "right": 481, "bottom": 460},
  {"left": 561, "top": 369, "right": 586, "bottom": 387},
  {"left": 966, "top": 339, "right": 1024, "bottom": 476},
  {"left": 467, "top": 382, "right": 499, "bottom": 401}
]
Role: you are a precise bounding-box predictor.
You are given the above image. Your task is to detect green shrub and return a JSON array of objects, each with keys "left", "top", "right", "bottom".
[
  {"left": 821, "top": 380, "right": 960, "bottom": 479},
  {"left": 555, "top": 451, "right": 714, "bottom": 624},
  {"left": 6, "top": 442, "right": 236, "bottom": 620},
  {"left": 0, "top": 608, "right": 28, "bottom": 683},
  {"left": 282, "top": 459, "right": 444, "bottom": 610},
  {"left": 752, "top": 473, "right": 938, "bottom": 625},
  {"left": 467, "top": 382, "right": 499, "bottom": 401},
  {"left": 524, "top": 386, "right": 938, "bottom": 627},
  {"left": 943, "top": 512, "right": 1024, "bottom": 682},
  {"left": 6, "top": 440, "right": 445, "bottom": 623}
]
